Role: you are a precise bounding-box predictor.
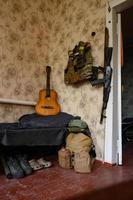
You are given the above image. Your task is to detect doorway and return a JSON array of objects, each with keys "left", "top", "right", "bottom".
[
  {"left": 121, "top": 6, "right": 133, "bottom": 162},
  {"left": 105, "top": 0, "right": 133, "bottom": 165}
]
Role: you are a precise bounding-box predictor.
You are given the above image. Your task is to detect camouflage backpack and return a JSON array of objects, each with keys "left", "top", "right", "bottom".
[{"left": 64, "top": 41, "right": 93, "bottom": 84}]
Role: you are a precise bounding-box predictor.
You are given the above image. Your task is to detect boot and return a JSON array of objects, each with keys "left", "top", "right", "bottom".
[
  {"left": 16, "top": 154, "right": 33, "bottom": 175},
  {"left": 6, "top": 156, "right": 24, "bottom": 179}
]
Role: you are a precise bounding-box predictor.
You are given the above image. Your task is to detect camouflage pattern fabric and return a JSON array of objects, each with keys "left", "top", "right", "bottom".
[
  {"left": 67, "top": 119, "right": 91, "bottom": 136},
  {"left": 64, "top": 41, "right": 93, "bottom": 84}
]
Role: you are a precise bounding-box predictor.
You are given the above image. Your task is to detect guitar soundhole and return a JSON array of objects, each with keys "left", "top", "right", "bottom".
[
  {"left": 41, "top": 106, "right": 54, "bottom": 109},
  {"left": 45, "top": 96, "right": 50, "bottom": 100}
]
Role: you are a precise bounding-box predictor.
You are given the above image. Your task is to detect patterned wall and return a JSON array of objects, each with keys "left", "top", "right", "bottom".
[{"left": 0, "top": 0, "right": 106, "bottom": 160}]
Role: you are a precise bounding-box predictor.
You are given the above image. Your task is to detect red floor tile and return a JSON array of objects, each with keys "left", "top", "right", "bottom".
[{"left": 0, "top": 142, "right": 133, "bottom": 200}]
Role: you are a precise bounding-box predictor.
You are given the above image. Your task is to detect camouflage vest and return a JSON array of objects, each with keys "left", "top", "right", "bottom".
[{"left": 64, "top": 41, "right": 93, "bottom": 84}]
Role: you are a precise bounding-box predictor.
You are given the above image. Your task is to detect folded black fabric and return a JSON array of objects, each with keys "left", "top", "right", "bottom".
[
  {"left": 19, "top": 112, "right": 74, "bottom": 129},
  {"left": 1, "top": 128, "right": 67, "bottom": 146},
  {"left": 0, "top": 123, "right": 20, "bottom": 130},
  {"left": 0, "top": 112, "right": 74, "bottom": 146}
]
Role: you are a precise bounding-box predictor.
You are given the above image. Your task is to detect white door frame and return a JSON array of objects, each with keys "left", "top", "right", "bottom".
[
  {"left": 105, "top": 0, "right": 133, "bottom": 164},
  {"left": 117, "top": 13, "right": 122, "bottom": 165}
]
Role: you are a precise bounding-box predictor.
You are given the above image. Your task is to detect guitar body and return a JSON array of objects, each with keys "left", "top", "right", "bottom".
[
  {"left": 35, "top": 66, "right": 61, "bottom": 116},
  {"left": 35, "top": 89, "right": 61, "bottom": 116}
]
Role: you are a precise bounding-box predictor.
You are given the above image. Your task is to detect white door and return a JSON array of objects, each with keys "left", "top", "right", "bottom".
[
  {"left": 116, "top": 13, "right": 122, "bottom": 165},
  {"left": 105, "top": 0, "right": 133, "bottom": 165}
]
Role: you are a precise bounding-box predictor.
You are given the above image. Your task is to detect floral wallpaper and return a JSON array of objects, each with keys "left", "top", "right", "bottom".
[{"left": 0, "top": 0, "right": 106, "bottom": 160}]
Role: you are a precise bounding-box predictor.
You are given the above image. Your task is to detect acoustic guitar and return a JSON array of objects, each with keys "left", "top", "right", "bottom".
[{"left": 35, "top": 66, "right": 61, "bottom": 116}]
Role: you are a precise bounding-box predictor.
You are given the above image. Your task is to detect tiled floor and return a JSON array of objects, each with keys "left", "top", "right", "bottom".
[{"left": 0, "top": 143, "right": 133, "bottom": 200}]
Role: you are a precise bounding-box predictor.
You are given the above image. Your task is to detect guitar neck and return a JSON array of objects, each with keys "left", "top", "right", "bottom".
[{"left": 46, "top": 66, "right": 51, "bottom": 97}]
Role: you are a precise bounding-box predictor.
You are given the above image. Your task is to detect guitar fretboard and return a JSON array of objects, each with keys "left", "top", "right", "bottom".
[{"left": 46, "top": 66, "right": 51, "bottom": 97}]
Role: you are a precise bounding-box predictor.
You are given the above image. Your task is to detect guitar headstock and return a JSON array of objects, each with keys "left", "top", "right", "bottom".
[{"left": 46, "top": 66, "right": 51, "bottom": 73}]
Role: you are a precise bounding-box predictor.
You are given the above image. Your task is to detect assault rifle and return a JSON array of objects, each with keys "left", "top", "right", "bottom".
[
  {"left": 90, "top": 49, "right": 113, "bottom": 124},
  {"left": 89, "top": 28, "right": 113, "bottom": 124},
  {"left": 100, "top": 48, "right": 113, "bottom": 124}
]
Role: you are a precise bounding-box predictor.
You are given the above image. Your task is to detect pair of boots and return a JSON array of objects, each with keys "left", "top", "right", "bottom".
[{"left": 2, "top": 154, "right": 32, "bottom": 179}]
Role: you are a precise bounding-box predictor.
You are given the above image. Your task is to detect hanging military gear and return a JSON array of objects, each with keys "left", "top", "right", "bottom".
[
  {"left": 64, "top": 41, "right": 93, "bottom": 84},
  {"left": 64, "top": 28, "right": 113, "bottom": 124}
]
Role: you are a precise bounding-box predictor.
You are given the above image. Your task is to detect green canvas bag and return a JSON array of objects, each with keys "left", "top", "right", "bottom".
[{"left": 67, "top": 119, "right": 91, "bottom": 136}]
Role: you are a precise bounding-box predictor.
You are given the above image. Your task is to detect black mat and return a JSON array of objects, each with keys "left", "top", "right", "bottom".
[{"left": 0, "top": 112, "right": 74, "bottom": 146}]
